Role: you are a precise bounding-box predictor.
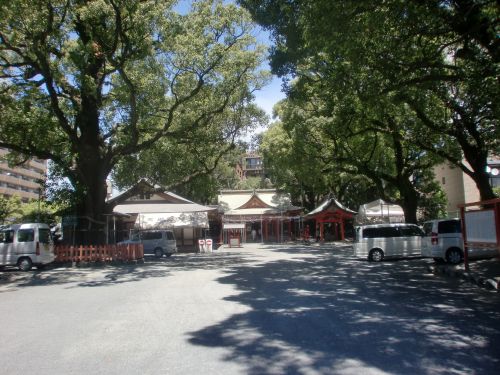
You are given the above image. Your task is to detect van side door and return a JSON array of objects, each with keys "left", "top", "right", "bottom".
[
  {"left": 378, "top": 226, "right": 400, "bottom": 257},
  {"left": 37, "top": 227, "right": 54, "bottom": 261},
  {"left": 141, "top": 231, "right": 162, "bottom": 253},
  {"left": 164, "top": 231, "right": 177, "bottom": 253},
  {"left": 399, "top": 225, "right": 424, "bottom": 256},
  {"left": 15, "top": 228, "right": 35, "bottom": 255}
]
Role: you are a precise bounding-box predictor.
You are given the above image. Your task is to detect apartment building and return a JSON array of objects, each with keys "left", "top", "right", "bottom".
[
  {"left": 238, "top": 152, "right": 264, "bottom": 179},
  {"left": 434, "top": 157, "right": 500, "bottom": 217},
  {"left": 0, "top": 148, "right": 47, "bottom": 202}
]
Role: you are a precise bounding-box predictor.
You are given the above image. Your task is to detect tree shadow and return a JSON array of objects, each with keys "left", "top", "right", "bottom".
[
  {"left": 0, "top": 252, "right": 255, "bottom": 290},
  {"left": 187, "top": 246, "right": 500, "bottom": 374}
]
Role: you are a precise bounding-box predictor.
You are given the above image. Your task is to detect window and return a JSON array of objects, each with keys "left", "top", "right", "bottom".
[
  {"left": 0, "top": 230, "right": 14, "bottom": 243},
  {"left": 142, "top": 231, "right": 162, "bottom": 240},
  {"left": 166, "top": 231, "right": 175, "bottom": 240},
  {"left": 17, "top": 229, "right": 34, "bottom": 242},
  {"left": 438, "top": 220, "right": 461, "bottom": 234},
  {"left": 399, "top": 226, "right": 423, "bottom": 236},
  {"left": 363, "top": 226, "right": 400, "bottom": 238},
  {"left": 39, "top": 228, "right": 51, "bottom": 244}
]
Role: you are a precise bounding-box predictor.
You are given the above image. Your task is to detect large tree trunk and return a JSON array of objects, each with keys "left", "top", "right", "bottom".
[
  {"left": 474, "top": 171, "right": 496, "bottom": 202},
  {"left": 401, "top": 195, "right": 418, "bottom": 224},
  {"left": 462, "top": 147, "right": 496, "bottom": 202},
  {"left": 73, "top": 90, "right": 111, "bottom": 244},
  {"left": 71, "top": 155, "right": 110, "bottom": 245},
  {"left": 396, "top": 180, "right": 419, "bottom": 224}
]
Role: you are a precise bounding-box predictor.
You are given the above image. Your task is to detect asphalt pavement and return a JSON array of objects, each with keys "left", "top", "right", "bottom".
[{"left": 1, "top": 242, "right": 499, "bottom": 375}]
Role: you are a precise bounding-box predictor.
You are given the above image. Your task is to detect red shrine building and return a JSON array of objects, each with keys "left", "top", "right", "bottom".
[{"left": 303, "top": 197, "right": 356, "bottom": 241}]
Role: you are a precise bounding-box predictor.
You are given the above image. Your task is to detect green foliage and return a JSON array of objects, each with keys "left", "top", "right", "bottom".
[
  {"left": 235, "top": 176, "right": 269, "bottom": 190},
  {"left": 242, "top": 0, "right": 498, "bottom": 207},
  {"left": 0, "top": 0, "right": 268, "bottom": 223},
  {"left": 112, "top": 103, "right": 268, "bottom": 203},
  {"left": 260, "top": 119, "right": 378, "bottom": 211},
  {"left": 0, "top": 195, "right": 60, "bottom": 225},
  {"left": 418, "top": 188, "right": 448, "bottom": 223},
  {"left": 17, "top": 200, "right": 60, "bottom": 225},
  {"left": 0, "top": 195, "right": 22, "bottom": 224},
  {"left": 262, "top": 91, "right": 443, "bottom": 222}
]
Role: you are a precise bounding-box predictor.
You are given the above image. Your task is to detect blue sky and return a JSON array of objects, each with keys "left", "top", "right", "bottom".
[
  {"left": 254, "top": 72, "right": 285, "bottom": 120},
  {"left": 175, "top": 0, "right": 286, "bottom": 122},
  {"left": 252, "top": 25, "right": 286, "bottom": 134}
]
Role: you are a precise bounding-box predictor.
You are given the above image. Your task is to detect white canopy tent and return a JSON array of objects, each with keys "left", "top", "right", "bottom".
[
  {"left": 113, "top": 203, "right": 212, "bottom": 229},
  {"left": 357, "top": 199, "right": 405, "bottom": 224}
]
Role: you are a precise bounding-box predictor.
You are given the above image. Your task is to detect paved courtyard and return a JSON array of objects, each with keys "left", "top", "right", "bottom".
[{"left": 1, "top": 243, "right": 499, "bottom": 375}]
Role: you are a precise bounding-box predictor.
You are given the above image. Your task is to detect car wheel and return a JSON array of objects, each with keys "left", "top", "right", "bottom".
[
  {"left": 446, "top": 247, "right": 463, "bottom": 264},
  {"left": 154, "top": 248, "right": 163, "bottom": 258},
  {"left": 369, "top": 249, "right": 384, "bottom": 262},
  {"left": 17, "top": 257, "right": 33, "bottom": 271}
]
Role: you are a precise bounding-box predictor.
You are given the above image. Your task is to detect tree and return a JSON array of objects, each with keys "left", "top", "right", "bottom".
[
  {"left": 112, "top": 103, "right": 267, "bottom": 204},
  {"left": 0, "top": 0, "right": 267, "bottom": 239},
  {"left": 0, "top": 195, "right": 22, "bottom": 224},
  {"left": 240, "top": 0, "right": 499, "bottom": 201},
  {"left": 268, "top": 89, "right": 445, "bottom": 223},
  {"left": 260, "top": 116, "right": 381, "bottom": 212},
  {"left": 18, "top": 200, "right": 60, "bottom": 224},
  {"left": 260, "top": 120, "right": 335, "bottom": 211}
]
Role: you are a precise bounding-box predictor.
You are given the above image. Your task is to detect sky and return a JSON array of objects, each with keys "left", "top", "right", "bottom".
[
  {"left": 249, "top": 22, "right": 286, "bottom": 135},
  {"left": 175, "top": 0, "right": 287, "bottom": 125},
  {"left": 254, "top": 74, "right": 285, "bottom": 120}
]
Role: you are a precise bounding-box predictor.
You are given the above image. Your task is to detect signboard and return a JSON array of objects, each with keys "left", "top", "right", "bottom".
[
  {"left": 206, "top": 239, "right": 213, "bottom": 252},
  {"left": 223, "top": 223, "right": 245, "bottom": 229},
  {"left": 198, "top": 239, "right": 206, "bottom": 252},
  {"left": 465, "top": 210, "right": 497, "bottom": 243}
]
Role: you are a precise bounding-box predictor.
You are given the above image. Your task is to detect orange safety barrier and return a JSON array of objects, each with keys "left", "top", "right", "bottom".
[{"left": 55, "top": 244, "right": 144, "bottom": 263}]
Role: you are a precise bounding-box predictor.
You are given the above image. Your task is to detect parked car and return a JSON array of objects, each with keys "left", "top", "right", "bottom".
[
  {"left": 354, "top": 223, "right": 424, "bottom": 262},
  {"left": 119, "top": 230, "right": 177, "bottom": 258},
  {"left": 422, "top": 218, "right": 497, "bottom": 264},
  {"left": 0, "top": 223, "right": 55, "bottom": 271}
]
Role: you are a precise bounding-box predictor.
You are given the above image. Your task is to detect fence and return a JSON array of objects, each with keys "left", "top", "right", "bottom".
[{"left": 55, "top": 243, "right": 144, "bottom": 263}]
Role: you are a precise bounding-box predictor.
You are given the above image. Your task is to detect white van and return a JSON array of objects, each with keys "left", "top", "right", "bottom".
[
  {"left": 422, "top": 218, "right": 497, "bottom": 264},
  {"left": 0, "top": 223, "right": 55, "bottom": 271},
  {"left": 354, "top": 223, "right": 424, "bottom": 261},
  {"left": 120, "top": 230, "right": 177, "bottom": 258}
]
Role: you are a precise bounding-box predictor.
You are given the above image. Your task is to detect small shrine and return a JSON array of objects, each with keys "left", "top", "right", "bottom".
[{"left": 304, "top": 197, "right": 356, "bottom": 241}]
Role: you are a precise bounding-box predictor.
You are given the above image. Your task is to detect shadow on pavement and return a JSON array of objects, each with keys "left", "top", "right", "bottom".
[
  {"left": 0, "top": 251, "right": 255, "bottom": 290},
  {"left": 187, "top": 245, "right": 500, "bottom": 374}
]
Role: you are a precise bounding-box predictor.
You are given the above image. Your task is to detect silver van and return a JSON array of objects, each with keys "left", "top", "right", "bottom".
[
  {"left": 354, "top": 223, "right": 424, "bottom": 262},
  {"left": 422, "top": 218, "right": 497, "bottom": 264},
  {"left": 121, "top": 230, "right": 177, "bottom": 258},
  {"left": 0, "top": 223, "right": 55, "bottom": 271}
]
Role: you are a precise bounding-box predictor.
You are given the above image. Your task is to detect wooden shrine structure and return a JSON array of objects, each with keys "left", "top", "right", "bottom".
[{"left": 304, "top": 197, "right": 356, "bottom": 241}]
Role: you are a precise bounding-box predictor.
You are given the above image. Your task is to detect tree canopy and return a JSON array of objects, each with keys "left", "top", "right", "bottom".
[
  {"left": 0, "top": 0, "right": 268, "bottom": 234},
  {"left": 241, "top": 0, "right": 499, "bottom": 211}
]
